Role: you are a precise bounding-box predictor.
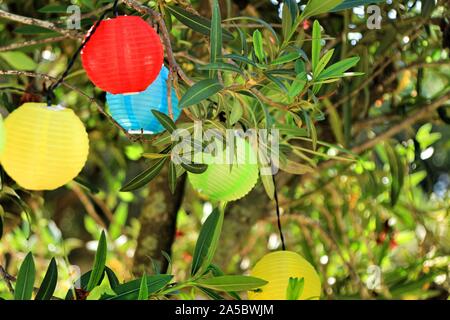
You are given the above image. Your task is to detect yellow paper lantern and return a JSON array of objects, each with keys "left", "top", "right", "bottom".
[
  {"left": 1, "top": 103, "right": 89, "bottom": 190},
  {"left": 0, "top": 115, "right": 5, "bottom": 157},
  {"left": 248, "top": 251, "right": 321, "bottom": 300}
]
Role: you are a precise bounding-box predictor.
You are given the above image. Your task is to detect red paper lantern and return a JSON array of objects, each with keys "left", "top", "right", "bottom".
[{"left": 81, "top": 16, "right": 163, "bottom": 94}]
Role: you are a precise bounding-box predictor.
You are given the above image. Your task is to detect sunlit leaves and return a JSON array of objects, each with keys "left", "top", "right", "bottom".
[{"left": 14, "top": 252, "right": 35, "bottom": 300}]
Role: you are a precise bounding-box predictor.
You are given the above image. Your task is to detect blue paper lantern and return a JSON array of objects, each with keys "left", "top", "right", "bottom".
[{"left": 106, "top": 66, "right": 180, "bottom": 134}]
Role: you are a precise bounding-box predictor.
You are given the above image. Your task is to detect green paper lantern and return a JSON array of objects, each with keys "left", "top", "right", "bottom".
[
  {"left": 0, "top": 115, "right": 5, "bottom": 157},
  {"left": 188, "top": 138, "right": 259, "bottom": 202}
]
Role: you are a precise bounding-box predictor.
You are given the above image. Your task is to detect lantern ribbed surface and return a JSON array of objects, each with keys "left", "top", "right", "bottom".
[
  {"left": 188, "top": 138, "right": 259, "bottom": 202},
  {"left": 81, "top": 16, "right": 163, "bottom": 94},
  {"left": 0, "top": 115, "right": 5, "bottom": 157},
  {"left": 106, "top": 66, "right": 180, "bottom": 134},
  {"left": 248, "top": 251, "right": 321, "bottom": 300},
  {"left": 1, "top": 103, "right": 89, "bottom": 190}
]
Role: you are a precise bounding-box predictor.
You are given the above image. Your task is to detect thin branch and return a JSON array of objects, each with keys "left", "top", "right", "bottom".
[
  {"left": 0, "top": 36, "right": 69, "bottom": 52},
  {"left": 352, "top": 91, "right": 450, "bottom": 154},
  {"left": 0, "top": 9, "right": 82, "bottom": 39},
  {"left": 0, "top": 265, "right": 15, "bottom": 295}
]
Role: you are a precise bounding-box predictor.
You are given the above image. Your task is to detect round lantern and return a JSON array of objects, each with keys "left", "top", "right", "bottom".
[
  {"left": 188, "top": 137, "right": 259, "bottom": 202},
  {"left": 81, "top": 16, "right": 164, "bottom": 94},
  {"left": 0, "top": 115, "right": 5, "bottom": 157},
  {"left": 1, "top": 103, "right": 89, "bottom": 190},
  {"left": 106, "top": 66, "right": 181, "bottom": 134},
  {"left": 248, "top": 251, "right": 321, "bottom": 300}
]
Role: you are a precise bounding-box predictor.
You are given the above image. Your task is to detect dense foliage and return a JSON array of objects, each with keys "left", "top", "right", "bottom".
[{"left": 0, "top": 0, "right": 449, "bottom": 300}]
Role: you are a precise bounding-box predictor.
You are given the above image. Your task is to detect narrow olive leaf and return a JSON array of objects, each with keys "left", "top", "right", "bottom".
[
  {"left": 14, "top": 252, "right": 35, "bottom": 300},
  {"left": 252, "top": 30, "right": 265, "bottom": 62},
  {"left": 35, "top": 258, "right": 57, "bottom": 300},
  {"left": 229, "top": 103, "right": 243, "bottom": 125},
  {"left": 207, "top": 264, "right": 241, "bottom": 300},
  {"left": 191, "top": 208, "right": 224, "bottom": 276},
  {"left": 314, "top": 49, "right": 334, "bottom": 78},
  {"left": 385, "top": 142, "right": 404, "bottom": 207},
  {"left": 317, "top": 56, "right": 360, "bottom": 80},
  {"left": 86, "top": 231, "right": 107, "bottom": 292},
  {"left": 195, "top": 276, "right": 268, "bottom": 292},
  {"left": 198, "top": 287, "right": 226, "bottom": 300},
  {"left": 198, "top": 62, "right": 244, "bottom": 75},
  {"left": 271, "top": 51, "right": 301, "bottom": 65},
  {"left": 166, "top": 5, "right": 234, "bottom": 40},
  {"left": 103, "top": 275, "right": 172, "bottom": 300},
  {"left": 280, "top": 159, "right": 314, "bottom": 174},
  {"left": 152, "top": 109, "right": 177, "bottom": 133},
  {"left": 331, "top": 0, "right": 383, "bottom": 12},
  {"left": 64, "top": 270, "right": 106, "bottom": 300},
  {"left": 120, "top": 157, "right": 167, "bottom": 191},
  {"left": 286, "top": 277, "right": 304, "bottom": 300},
  {"left": 179, "top": 79, "right": 223, "bottom": 108},
  {"left": 288, "top": 72, "right": 307, "bottom": 99},
  {"left": 264, "top": 72, "right": 288, "bottom": 93},
  {"left": 105, "top": 267, "right": 119, "bottom": 290},
  {"left": 225, "top": 16, "right": 279, "bottom": 44},
  {"left": 302, "top": 0, "right": 343, "bottom": 19},
  {"left": 210, "top": 0, "right": 222, "bottom": 78},
  {"left": 311, "top": 20, "right": 321, "bottom": 72},
  {"left": 282, "top": 1, "right": 293, "bottom": 41},
  {"left": 137, "top": 274, "right": 148, "bottom": 300},
  {"left": 38, "top": 4, "right": 67, "bottom": 13},
  {"left": 168, "top": 161, "right": 177, "bottom": 194},
  {"left": 224, "top": 54, "right": 258, "bottom": 67},
  {"left": 141, "top": 153, "right": 170, "bottom": 160},
  {"left": 180, "top": 162, "right": 208, "bottom": 174},
  {"left": 260, "top": 172, "right": 275, "bottom": 200}
]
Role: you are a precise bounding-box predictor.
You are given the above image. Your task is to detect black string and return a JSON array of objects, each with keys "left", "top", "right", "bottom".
[
  {"left": 46, "top": 0, "right": 120, "bottom": 106},
  {"left": 272, "top": 174, "right": 286, "bottom": 251},
  {"left": 113, "top": 0, "right": 120, "bottom": 17}
]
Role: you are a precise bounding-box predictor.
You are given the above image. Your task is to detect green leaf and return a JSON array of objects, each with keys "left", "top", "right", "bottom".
[
  {"left": 151, "top": 110, "right": 177, "bottom": 133},
  {"left": 210, "top": 0, "right": 222, "bottom": 78},
  {"left": 314, "top": 49, "right": 334, "bottom": 78},
  {"left": 271, "top": 51, "right": 301, "bottom": 65},
  {"left": 252, "top": 30, "right": 265, "bottom": 63},
  {"left": 195, "top": 275, "right": 268, "bottom": 292},
  {"left": 179, "top": 79, "right": 223, "bottom": 108},
  {"left": 229, "top": 103, "right": 243, "bottom": 125},
  {"left": 198, "top": 287, "right": 226, "bottom": 300},
  {"left": 191, "top": 208, "right": 224, "bottom": 276},
  {"left": 86, "top": 231, "right": 107, "bottom": 292},
  {"left": 180, "top": 162, "right": 208, "bottom": 174},
  {"left": 286, "top": 277, "right": 304, "bottom": 300},
  {"left": 198, "top": 62, "right": 243, "bottom": 75},
  {"left": 14, "top": 252, "right": 35, "bottom": 300},
  {"left": 260, "top": 172, "right": 275, "bottom": 200},
  {"left": 288, "top": 72, "right": 307, "bottom": 99},
  {"left": 137, "top": 274, "right": 148, "bottom": 300},
  {"left": 317, "top": 56, "right": 360, "bottom": 80},
  {"left": 385, "top": 142, "right": 404, "bottom": 207},
  {"left": 311, "top": 20, "right": 321, "bottom": 72},
  {"left": 35, "top": 258, "right": 57, "bottom": 300},
  {"left": 103, "top": 274, "right": 172, "bottom": 300},
  {"left": 38, "top": 4, "right": 68, "bottom": 13},
  {"left": 168, "top": 161, "right": 177, "bottom": 194},
  {"left": 225, "top": 17, "right": 279, "bottom": 44},
  {"left": 302, "top": 0, "right": 344, "bottom": 18},
  {"left": 0, "top": 51, "right": 37, "bottom": 71},
  {"left": 331, "top": 0, "right": 383, "bottom": 12},
  {"left": 224, "top": 54, "right": 257, "bottom": 67},
  {"left": 105, "top": 267, "right": 120, "bottom": 290},
  {"left": 166, "top": 5, "right": 233, "bottom": 41},
  {"left": 14, "top": 25, "right": 57, "bottom": 34},
  {"left": 64, "top": 270, "right": 105, "bottom": 300},
  {"left": 120, "top": 157, "right": 168, "bottom": 191},
  {"left": 282, "top": 1, "right": 293, "bottom": 41}
]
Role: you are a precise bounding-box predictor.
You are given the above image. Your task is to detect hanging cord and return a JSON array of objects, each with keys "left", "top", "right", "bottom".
[
  {"left": 272, "top": 174, "right": 286, "bottom": 251},
  {"left": 46, "top": 0, "right": 120, "bottom": 106},
  {"left": 113, "top": 0, "right": 120, "bottom": 17}
]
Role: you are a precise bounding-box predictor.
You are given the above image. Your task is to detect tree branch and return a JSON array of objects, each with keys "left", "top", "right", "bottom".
[
  {"left": 0, "top": 36, "right": 69, "bottom": 52},
  {"left": 0, "top": 9, "right": 82, "bottom": 39},
  {"left": 352, "top": 92, "right": 450, "bottom": 154}
]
